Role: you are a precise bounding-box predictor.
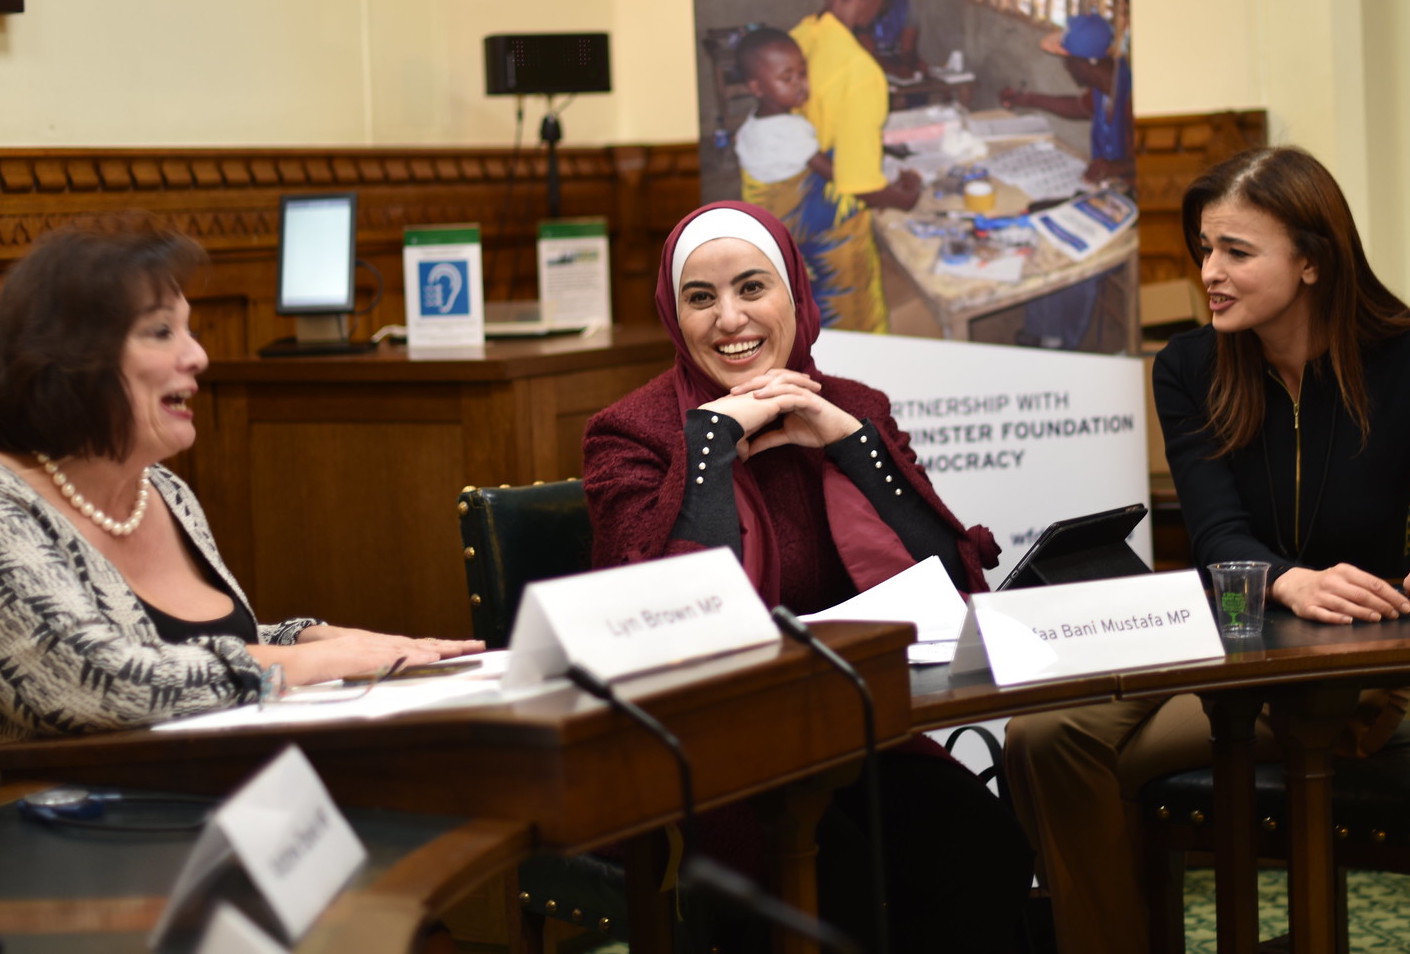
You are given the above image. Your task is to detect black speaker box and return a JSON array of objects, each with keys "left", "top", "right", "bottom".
[{"left": 484, "top": 33, "right": 611, "bottom": 96}]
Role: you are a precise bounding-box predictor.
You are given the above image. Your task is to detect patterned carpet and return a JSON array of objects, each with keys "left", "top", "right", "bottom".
[
  {"left": 1184, "top": 868, "right": 1410, "bottom": 953},
  {"left": 560, "top": 869, "right": 1410, "bottom": 954}
]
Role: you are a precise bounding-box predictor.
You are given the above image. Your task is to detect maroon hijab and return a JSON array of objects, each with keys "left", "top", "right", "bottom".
[
  {"left": 657, "top": 201, "right": 920, "bottom": 603},
  {"left": 656, "top": 201, "right": 822, "bottom": 401}
]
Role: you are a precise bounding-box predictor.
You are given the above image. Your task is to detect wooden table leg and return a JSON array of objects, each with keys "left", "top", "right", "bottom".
[
  {"left": 756, "top": 763, "right": 862, "bottom": 954},
  {"left": 624, "top": 831, "right": 675, "bottom": 954},
  {"left": 1201, "top": 692, "right": 1264, "bottom": 954},
  {"left": 1269, "top": 682, "right": 1360, "bottom": 954}
]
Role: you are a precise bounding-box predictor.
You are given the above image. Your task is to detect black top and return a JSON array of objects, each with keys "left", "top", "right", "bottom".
[
  {"left": 1153, "top": 323, "right": 1410, "bottom": 583},
  {"left": 137, "top": 534, "right": 258, "bottom": 645},
  {"left": 673, "top": 410, "right": 966, "bottom": 587}
]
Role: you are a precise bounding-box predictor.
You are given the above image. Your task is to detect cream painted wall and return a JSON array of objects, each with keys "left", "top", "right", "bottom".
[
  {"left": 0, "top": 0, "right": 697, "bottom": 147},
  {"left": 1132, "top": 0, "right": 1408, "bottom": 298},
  {"left": 0, "top": 1, "right": 369, "bottom": 144},
  {"left": 1362, "top": 0, "right": 1410, "bottom": 297}
]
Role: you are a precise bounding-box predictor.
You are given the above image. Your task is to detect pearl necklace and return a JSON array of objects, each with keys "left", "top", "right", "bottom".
[{"left": 35, "top": 453, "right": 152, "bottom": 537}]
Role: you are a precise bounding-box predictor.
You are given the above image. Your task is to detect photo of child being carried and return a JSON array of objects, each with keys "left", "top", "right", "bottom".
[{"left": 696, "top": 0, "right": 1138, "bottom": 353}]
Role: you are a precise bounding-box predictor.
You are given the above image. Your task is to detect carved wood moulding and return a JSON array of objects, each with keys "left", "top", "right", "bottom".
[{"left": 0, "top": 144, "right": 700, "bottom": 260}]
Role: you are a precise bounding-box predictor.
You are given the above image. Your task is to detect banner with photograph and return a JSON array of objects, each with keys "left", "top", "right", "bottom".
[{"left": 693, "top": 0, "right": 1135, "bottom": 351}]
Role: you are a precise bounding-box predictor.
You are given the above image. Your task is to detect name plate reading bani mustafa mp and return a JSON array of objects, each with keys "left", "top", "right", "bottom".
[{"left": 950, "top": 570, "right": 1224, "bottom": 686}]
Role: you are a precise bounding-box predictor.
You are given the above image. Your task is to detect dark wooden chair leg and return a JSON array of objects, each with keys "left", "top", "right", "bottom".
[{"left": 1145, "top": 834, "right": 1188, "bottom": 954}]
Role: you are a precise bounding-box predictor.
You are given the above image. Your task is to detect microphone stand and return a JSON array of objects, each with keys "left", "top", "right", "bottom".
[
  {"left": 682, "top": 856, "right": 863, "bottom": 954},
  {"left": 564, "top": 664, "right": 695, "bottom": 859},
  {"left": 540, "top": 101, "right": 563, "bottom": 219},
  {"left": 771, "top": 606, "right": 889, "bottom": 954},
  {"left": 565, "top": 662, "right": 864, "bottom": 954}
]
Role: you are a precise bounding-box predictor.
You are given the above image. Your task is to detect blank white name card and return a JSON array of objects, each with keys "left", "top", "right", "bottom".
[
  {"left": 502, "top": 547, "right": 779, "bottom": 690},
  {"left": 152, "top": 746, "right": 366, "bottom": 952},
  {"left": 950, "top": 569, "right": 1222, "bottom": 685},
  {"left": 194, "top": 904, "right": 289, "bottom": 954}
]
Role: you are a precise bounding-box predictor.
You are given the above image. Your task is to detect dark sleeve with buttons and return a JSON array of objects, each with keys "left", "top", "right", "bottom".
[
  {"left": 826, "top": 419, "right": 966, "bottom": 585},
  {"left": 670, "top": 409, "right": 747, "bottom": 557}
]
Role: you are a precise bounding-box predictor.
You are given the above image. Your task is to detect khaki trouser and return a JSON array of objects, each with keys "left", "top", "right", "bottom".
[{"left": 1004, "top": 695, "right": 1282, "bottom": 954}]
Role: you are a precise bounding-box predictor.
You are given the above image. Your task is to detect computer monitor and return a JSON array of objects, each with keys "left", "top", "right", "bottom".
[
  {"left": 263, "top": 193, "right": 371, "bottom": 356},
  {"left": 276, "top": 193, "right": 357, "bottom": 315}
]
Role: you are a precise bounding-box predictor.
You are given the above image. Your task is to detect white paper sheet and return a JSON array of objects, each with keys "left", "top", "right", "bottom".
[
  {"left": 800, "top": 556, "right": 969, "bottom": 666},
  {"left": 153, "top": 651, "right": 514, "bottom": 732}
]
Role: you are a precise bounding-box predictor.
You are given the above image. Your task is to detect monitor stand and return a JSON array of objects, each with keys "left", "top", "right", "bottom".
[{"left": 258, "top": 314, "right": 375, "bottom": 358}]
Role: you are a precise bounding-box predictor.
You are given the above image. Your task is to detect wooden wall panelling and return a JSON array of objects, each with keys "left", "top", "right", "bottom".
[
  {"left": 0, "top": 115, "right": 1261, "bottom": 358},
  {"left": 214, "top": 377, "right": 512, "bottom": 638},
  {"left": 545, "top": 358, "right": 675, "bottom": 479},
  {"left": 191, "top": 382, "right": 253, "bottom": 587},
  {"left": 0, "top": 145, "right": 703, "bottom": 361},
  {"left": 458, "top": 382, "right": 528, "bottom": 496},
  {"left": 1134, "top": 110, "right": 1268, "bottom": 285},
  {"left": 189, "top": 329, "right": 677, "bottom": 637}
]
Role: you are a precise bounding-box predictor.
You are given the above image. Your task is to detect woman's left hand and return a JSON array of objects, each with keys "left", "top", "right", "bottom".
[
  {"left": 1270, "top": 564, "right": 1410, "bottom": 624},
  {"left": 297, "top": 624, "right": 481, "bottom": 654},
  {"left": 724, "top": 369, "right": 862, "bottom": 460}
]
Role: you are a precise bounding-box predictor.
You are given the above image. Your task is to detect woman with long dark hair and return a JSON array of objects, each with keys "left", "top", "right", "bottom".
[{"left": 1005, "top": 146, "right": 1410, "bottom": 953}]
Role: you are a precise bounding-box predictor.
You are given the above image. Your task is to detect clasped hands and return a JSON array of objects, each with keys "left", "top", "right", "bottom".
[
  {"left": 700, "top": 369, "right": 861, "bottom": 462},
  {"left": 1271, "top": 564, "right": 1410, "bottom": 625}
]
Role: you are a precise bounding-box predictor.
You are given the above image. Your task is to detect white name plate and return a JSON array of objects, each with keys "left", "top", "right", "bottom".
[
  {"left": 195, "top": 904, "right": 289, "bottom": 954},
  {"left": 501, "top": 547, "right": 779, "bottom": 690},
  {"left": 950, "top": 569, "right": 1222, "bottom": 685},
  {"left": 152, "top": 746, "right": 367, "bottom": 950}
]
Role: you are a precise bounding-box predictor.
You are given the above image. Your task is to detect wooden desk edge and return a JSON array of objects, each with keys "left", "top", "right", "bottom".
[{"left": 303, "top": 817, "right": 533, "bottom": 954}]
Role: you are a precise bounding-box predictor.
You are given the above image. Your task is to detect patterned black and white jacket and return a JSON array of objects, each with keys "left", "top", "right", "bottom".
[{"left": 0, "top": 463, "right": 315, "bottom": 742}]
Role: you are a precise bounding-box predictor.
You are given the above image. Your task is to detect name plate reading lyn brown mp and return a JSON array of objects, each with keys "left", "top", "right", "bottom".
[
  {"left": 501, "top": 547, "right": 779, "bottom": 690},
  {"left": 951, "top": 569, "right": 1222, "bottom": 685}
]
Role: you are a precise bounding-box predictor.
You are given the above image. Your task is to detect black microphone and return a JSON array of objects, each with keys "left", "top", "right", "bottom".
[
  {"left": 566, "top": 662, "right": 864, "bottom": 954},
  {"left": 564, "top": 663, "right": 696, "bottom": 857},
  {"left": 771, "top": 606, "right": 888, "bottom": 954},
  {"left": 682, "top": 856, "right": 863, "bottom": 954}
]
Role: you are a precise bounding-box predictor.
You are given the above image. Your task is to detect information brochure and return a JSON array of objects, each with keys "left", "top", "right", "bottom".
[
  {"left": 1032, "top": 189, "right": 1138, "bottom": 262},
  {"left": 536, "top": 217, "right": 611, "bottom": 332},
  {"left": 402, "top": 223, "right": 485, "bottom": 356}
]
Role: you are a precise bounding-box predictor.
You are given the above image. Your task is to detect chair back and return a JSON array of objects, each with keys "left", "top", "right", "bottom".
[{"left": 457, "top": 480, "right": 592, "bottom": 649}]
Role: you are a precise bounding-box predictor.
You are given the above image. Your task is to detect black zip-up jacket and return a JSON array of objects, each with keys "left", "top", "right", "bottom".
[{"left": 1154, "top": 323, "right": 1410, "bottom": 585}]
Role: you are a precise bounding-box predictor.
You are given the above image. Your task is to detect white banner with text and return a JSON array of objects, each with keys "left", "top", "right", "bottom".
[{"left": 813, "top": 330, "right": 1151, "bottom": 587}]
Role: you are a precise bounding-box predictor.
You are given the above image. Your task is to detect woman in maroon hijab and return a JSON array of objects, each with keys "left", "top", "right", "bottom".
[
  {"left": 585, "top": 200, "right": 999, "bottom": 607},
  {"left": 582, "top": 201, "right": 1031, "bottom": 952}
]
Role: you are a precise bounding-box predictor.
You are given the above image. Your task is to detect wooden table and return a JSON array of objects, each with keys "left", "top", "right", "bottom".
[
  {"left": 874, "top": 135, "right": 1139, "bottom": 350},
  {"left": 186, "top": 325, "right": 674, "bottom": 640},
  {"left": 912, "top": 611, "right": 1410, "bottom": 954},
  {"left": 0, "top": 777, "right": 531, "bottom": 954},
  {"left": 0, "top": 621, "right": 913, "bottom": 954},
  {"left": 1117, "top": 613, "right": 1410, "bottom": 954},
  {"left": 887, "top": 73, "right": 975, "bottom": 111}
]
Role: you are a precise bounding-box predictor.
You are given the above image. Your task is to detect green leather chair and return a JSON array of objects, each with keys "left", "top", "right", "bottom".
[
  {"left": 457, "top": 479, "right": 593, "bottom": 650},
  {"left": 1141, "top": 749, "right": 1410, "bottom": 953},
  {"left": 457, "top": 479, "right": 672, "bottom": 950}
]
